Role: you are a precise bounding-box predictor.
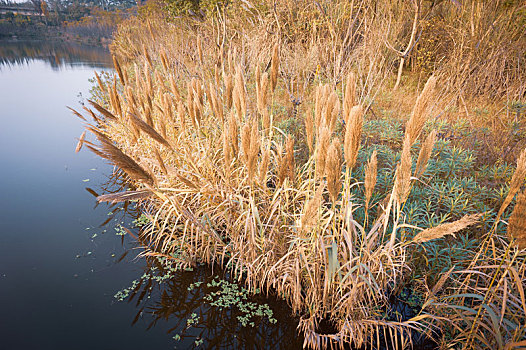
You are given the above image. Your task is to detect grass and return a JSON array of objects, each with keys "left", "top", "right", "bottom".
[{"left": 72, "top": 1, "right": 526, "bottom": 348}]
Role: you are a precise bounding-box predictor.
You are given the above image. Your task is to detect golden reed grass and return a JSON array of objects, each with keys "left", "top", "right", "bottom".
[
  {"left": 344, "top": 105, "right": 364, "bottom": 171},
  {"left": 414, "top": 129, "right": 437, "bottom": 178},
  {"left": 326, "top": 138, "right": 342, "bottom": 203},
  {"left": 411, "top": 213, "right": 482, "bottom": 244},
  {"left": 508, "top": 190, "right": 526, "bottom": 249},
  {"left": 405, "top": 76, "right": 437, "bottom": 145}
]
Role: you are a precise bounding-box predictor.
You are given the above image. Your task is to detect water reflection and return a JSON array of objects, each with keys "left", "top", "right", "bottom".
[{"left": 0, "top": 40, "right": 112, "bottom": 69}]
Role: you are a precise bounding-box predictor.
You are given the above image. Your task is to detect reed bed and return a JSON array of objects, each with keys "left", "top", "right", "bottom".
[{"left": 72, "top": 6, "right": 526, "bottom": 348}]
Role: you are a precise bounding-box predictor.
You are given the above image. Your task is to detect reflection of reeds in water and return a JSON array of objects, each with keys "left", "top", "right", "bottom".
[{"left": 0, "top": 40, "right": 112, "bottom": 69}]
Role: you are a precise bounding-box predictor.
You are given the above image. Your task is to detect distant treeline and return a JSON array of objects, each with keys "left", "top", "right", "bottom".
[{"left": 0, "top": 0, "right": 136, "bottom": 41}]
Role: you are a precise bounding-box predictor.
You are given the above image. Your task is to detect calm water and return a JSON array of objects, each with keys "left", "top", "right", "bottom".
[{"left": 0, "top": 40, "right": 304, "bottom": 349}]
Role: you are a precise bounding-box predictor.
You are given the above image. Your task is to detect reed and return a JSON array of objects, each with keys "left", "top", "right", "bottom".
[{"left": 81, "top": 9, "right": 526, "bottom": 348}]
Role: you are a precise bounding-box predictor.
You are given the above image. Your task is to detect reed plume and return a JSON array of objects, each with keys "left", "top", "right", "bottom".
[
  {"left": 364, "top": 150, "right": 378, "bottom": 213},
  {"left": 223, "top": 72, "right": 234, "bottom": 109},
  {"left": 153, "top": 148, "right": 168, "bottom": 175},
  {"left": 209, "top": 82, "right": 224, "bottom": 123},
  {"left": 393, "top": 136, "right": 412, "bottom": 205},
  {"left": 326, "top": 138, "right": 342, "bottom": 203},
  {"left": 315, "top": 126, "right": 331, "bottom": 179},
  {"left": 129, "top": 112, "right": 171, "bottom": 149},
  {"left": 233, "top": 65, "right": 247, "bottom": 120},
  {"left": 257, "top": 72, "right": 270, "bottom": 115},
  {"left": 68, "top": 106, "right": 87, "bottom": 122},
  {"left": 412, "top": 214, "right": 482, "bottom": 244},
  {"left": 507, "top": 190, "right": 526, "bottom": 249},
  {"left": 169, "top": 74, "right": 182, "bottom": 102},
  {"left": 87, "top": 99, "right": 117, "bottom": 121},
  {"left": 344, "top": 105, "right": 364, "bottom": 171},
  {"left": 75, "top": 131, "right": 86, "bottom": 153},
  {"left": 300, "top": 183, "right": 325, "bottom": 234},
  {"left": 325, "top": 91, "right": 340, "bottom": 133},
  {"left": 496, "top": 148, "right": 526, "bottom": 223},
  {"left": 159, "top": 49, "right": 169, "bottom": 72},
  {"left": 415, "top": 130, "right": 437, "bottom": 178},
  {"left": 94, "top": 71, "right": 105, "bottom": 92},
  {"left": 97, "top": 189, "right": 152, "bottom": 204},
  {"left": 343, "top": 72, "right": 356, "bottom": 123},
  {"left": 270, "top": 43, "right": 279, "bottom": 92},
  {"left": 112, "top": 55, "right": 125, "bottom": 85},
  {"left": 405, "top": 76, "right": 437, "bottom": 145},
  {"left": 88, "top": 128, "right": 154, "bottom": 185}
]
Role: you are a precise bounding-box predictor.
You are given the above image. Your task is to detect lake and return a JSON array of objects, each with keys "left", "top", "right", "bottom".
[{"left": 0, "top": 40, "right": 304, "bottom": 349}]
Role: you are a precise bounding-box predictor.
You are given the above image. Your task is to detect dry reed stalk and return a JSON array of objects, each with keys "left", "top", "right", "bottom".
[
  {"left": 300, "top": 183, "right": 325, "bottom": 234},
  {"left": 415, "top": 130, "right": 437, "bottom": 178},
  {"left": 87, "top": 99, "right": 117, "bottom": 121},
  {"left": 75, "top": 131, "right": 86, "bottom": 153},
  {"left": 507, "top": 191, "right": 526, "bottom": 249},
  {"left": 305, "top": 112, "right": 315, "bottom": 156},
  {"left": 326, "top": 138, "right": 342, "bottom": 203},
  {"left": 344, "top": 105, "right": 364, "bottom": 170},
  {"left": 169, "top": 74, "right": 182, "bottom": 102},
  {"left": 223, "top": 72, "right": 234, "bottom": 109},
  {"left": 197, "top": 35, "right": 204, "bottom": 65},
  {"left": 496, "top": 148, "right": 526, "bottom": 223},
  {"left": 159, "top": 49, "right": 169, "bottom": 72},
  {"left": 406, "top": 76, "right": 437, "bottom": 145},
  {"left": 315, "top": 126, "right": 331, "bottom": 179},
  {"left": 393, "top": 136, "right": 413, "bottom": 205},
  {"left": 259, "top": 144, "right": 270, "bottom": 185},
  {"left": 143, "top": 45, "right": 153, "bottom": 69},
  {"left": 111, "top": 78, "right": 122, "bottom": 117},
  {"left": 255, "top": 64, "right": 261, "bottom": 96},
  {"left": 285, "top": 136, "right": 295, "bottom": 183},
  {"left": 68, "top": 106, "right": 87, "bottom": 122},
  {"left": 364, "top": 150, "right": 378, "bottom": 212},
  {"left": 96, "top": 189, "right": 152, "bottom": 204},
  {"left": 144, "top": 105, "right": 154, "bottom": 126},
  {"left": 412, "top": 214, "right": 482, "bottom": 244},
  {"left": 248, "top": 120, "right": 260, "bottom": 182},
  {"left": 270, "top": 43, "right": 280, "bottom": 92},
  {"left": 87, "top": 129, "right": 154, "bottom": 185},
  {"left": 163, "top": 93, "right": 174, "bottom": 123},
  {"left": 214, "top": 65, "right": 221, "bottom": 90},
  {"left": 257, "top": 72, "right": 270, "bottom": 115},
  {"left": 153, "top": 148, "right": 168, "bottom": 175},
  {"left": 233, "top": 65, "right": 247, "bottom": 120},
  {"left": 228, "top": 111, "right": 239, "bottom": 157},
  {"left": 314, "top": 84, "right": 329, "bottom": 130},
  {"left": 112, "top": 55, "right": 125, "bottom": 85},
  {"left": 343, "top": 72, "right": 356, "bottom": 123},
  {"left": 129, "top": 112, "right": 171, "bottom": 148},
  {"left": 209, "top": 82, "right": 224, "bottom": 123},
  {"left": 134, "top": 64, "right": 141, "bottom": 88},
  {"left": 222, "top": 125, "right": 233, "bottom": 168},
  {"left": 82, "top": 106, "right": 101, "bottom": 124},
  {"left": 94, "top": 71, "right": 105, "bottom": 92},
  {"left": 325, "top": 91, "right": 340, "bottom": 133},
  {"left": 177, "top": 101, "right": 186, "bottom": 132},
  {"left": 125, "top": 86, "right": 138, "bottom": 110}
]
